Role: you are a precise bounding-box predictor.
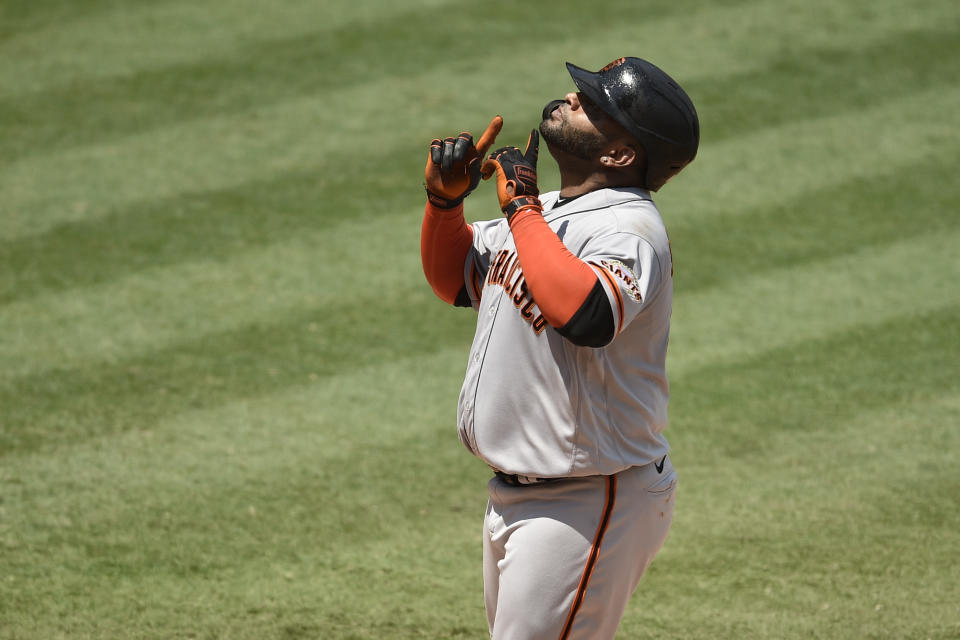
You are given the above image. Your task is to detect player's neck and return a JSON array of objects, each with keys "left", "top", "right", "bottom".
[
  {"left": 558, "top": 173, "right": 602, "bottom": 198},
  {"left": 555, "top": 150, "right": 641, "bottom": 197},
  {"left": 558, "top": 170, "right": 639, "bottom": 198}
]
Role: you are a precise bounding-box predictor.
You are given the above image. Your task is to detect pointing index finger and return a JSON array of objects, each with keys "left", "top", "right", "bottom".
[
  {"left": 475, "top": 116, "right": 504, "bottom": 156},
  {"left": 523, "top": 129, "right": 539, "bottom": 166}
]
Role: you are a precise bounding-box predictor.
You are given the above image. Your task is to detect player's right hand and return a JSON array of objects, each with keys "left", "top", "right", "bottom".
[
  {"left": 481, "top": 129, "right": 541, "bottom": 222},
  {"left": 425, "top": 115, "right": 503, "bottom": 209}
]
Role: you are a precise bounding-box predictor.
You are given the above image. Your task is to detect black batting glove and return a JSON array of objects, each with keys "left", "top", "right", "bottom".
[{"left": 481, "top": 129, "right": 541, "bottom": 222}]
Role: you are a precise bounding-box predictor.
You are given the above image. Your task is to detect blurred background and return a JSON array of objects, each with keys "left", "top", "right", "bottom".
[{"left": 1, "top": 0, "right": 958, "bottom": 637}]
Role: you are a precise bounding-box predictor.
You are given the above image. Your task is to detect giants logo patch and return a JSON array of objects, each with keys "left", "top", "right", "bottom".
[{"left": 600, "top": 259, "right": 643, "bottom": 302}]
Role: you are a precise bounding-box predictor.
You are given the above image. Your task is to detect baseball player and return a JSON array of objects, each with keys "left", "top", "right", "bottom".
[{"left": 420, "top": 57, "right": 699, "bottom": 639}]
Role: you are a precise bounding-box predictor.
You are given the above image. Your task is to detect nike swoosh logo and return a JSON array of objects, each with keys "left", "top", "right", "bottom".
[{"left": 654, "top": 456, "right": 667, "bottom": 473}]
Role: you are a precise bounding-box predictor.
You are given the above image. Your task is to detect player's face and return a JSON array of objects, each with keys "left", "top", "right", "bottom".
[{"left": 539, "top": 92, "right": 612, "bottom": 161}]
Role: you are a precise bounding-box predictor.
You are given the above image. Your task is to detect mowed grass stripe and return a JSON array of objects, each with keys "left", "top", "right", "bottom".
[
  {"left": 0, "top": 168, "right": 420, "bottom": 305},
  {"left": 2, "top": 226, "right": 957, "bottom": 455},
  {"left": 0, "top": 347, "right": 487, "bottom": 635},
  {"left": 670, "top": 228, "right": 960, "bottom": 376},
  {"left": 0, "top": 207, "right": 427, "bottom": 380},
  {"left": 0, "top": 0, "right": 722, "bottom": 164},
  {"left": 685, "top": 393, "right": 960, "bottom": 533},
  {"left": 0, "top": 0, "right": 149, "bottom": 38},
  {"left": 0, "top": 0, "right": 456, "bottom": 95},
  {"left": 3, "top": 0, "right": 951, "bottom": 161},
  {"left": 660, "top": 82, "right": 960, "bottom": 212},
  {"left": 669, "top": 304, "right": 960, "bottom": 457},
  {"left": 696, "top": 28, "right": 959, "bottom": 140},
  {"left": 1, "top": 348, "right": 475, "bottom": 521},
  {"left": 4, "top": 4, "right": 956, "bottom": 238},
  {"left": 636, "top": 324, "right": 960, "bottom": 637},
  {"left": 670, "top": 394, "right": 960, "bottom": 533},
  {"left": 10, "top": 0, "right": 942, "bottom": 96},
  {"left": 2, "top": 309, "right": 956, "bottom": 636},
  {"left": 623, "top": 394, "right": 960, "bottom": 639},
  {"left": 671, "top": 147, "right": 960, "bottom": 293},
  {"left": 0, "top": 285, "right": 475, "bottom": 454}
]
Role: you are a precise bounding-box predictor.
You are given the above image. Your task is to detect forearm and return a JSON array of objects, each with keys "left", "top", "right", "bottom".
[
  {"left": 481, "top": 128, "right": 613, "bottom": 345},
  {"left": 420, "top": 201, "right": 473, "bottom": 305},
  {"left": 509, "top": 209, "right": 596, "bottom": 325},
  {"left": 510, "top": 209, "right": 614, "bottom": 346}
]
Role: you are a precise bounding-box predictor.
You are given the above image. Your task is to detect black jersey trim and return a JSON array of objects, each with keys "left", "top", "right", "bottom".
[
  {"left": 556, "top": 279, "right": 615, "bottom": 347},
  {"left": 453, "top": 285, "right": 472, "bottom": 308}
]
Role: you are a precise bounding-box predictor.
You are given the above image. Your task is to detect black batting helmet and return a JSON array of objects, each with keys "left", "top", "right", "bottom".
[{"left": 566, "top": 57, "right": 699, "bottom": 191}]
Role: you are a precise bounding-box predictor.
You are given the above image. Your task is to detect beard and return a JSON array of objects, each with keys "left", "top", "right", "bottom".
[{"left": 539, "top": 99, "right": 606, "bottom": 161}]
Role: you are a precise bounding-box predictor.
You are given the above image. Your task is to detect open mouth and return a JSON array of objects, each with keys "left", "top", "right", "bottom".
[{"left": 542, "top": 99, "right": 565, "bottom": 121}]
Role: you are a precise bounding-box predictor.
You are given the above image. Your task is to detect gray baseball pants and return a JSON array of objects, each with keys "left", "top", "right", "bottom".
[{"left": 483, "top": 457, "right": 677, "bottom": 639}]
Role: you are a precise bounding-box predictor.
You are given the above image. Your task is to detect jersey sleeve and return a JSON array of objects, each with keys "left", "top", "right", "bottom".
[
  {"left": 580, "top": 232, "right": 669, "bottom": 338},
  {"left": 461, "top": 217, "right": 508, "bottom": 309},
  {"left": 505, "top": 208, "right": 613, "bottom": 346}
]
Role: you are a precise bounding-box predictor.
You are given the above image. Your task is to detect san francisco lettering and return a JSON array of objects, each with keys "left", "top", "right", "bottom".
[{"left": 486, "top": 249, "right": 548, "bottom": 334}]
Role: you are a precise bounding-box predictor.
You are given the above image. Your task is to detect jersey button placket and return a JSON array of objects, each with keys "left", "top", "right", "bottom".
[{"left": 464, "top": 293, "right": 502, "bottom": 453}]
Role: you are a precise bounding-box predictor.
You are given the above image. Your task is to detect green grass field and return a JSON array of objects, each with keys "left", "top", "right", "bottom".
[{"left": 2, "top": 0, "right": 959, "bottom": 638}]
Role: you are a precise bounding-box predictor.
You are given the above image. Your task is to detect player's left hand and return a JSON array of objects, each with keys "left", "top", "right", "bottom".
[
  {"left": 482, "top": 129, "right": 541, "bottom": 222},
  {"left": 424, "top": 116, "right": 503, "bottom": 209}
]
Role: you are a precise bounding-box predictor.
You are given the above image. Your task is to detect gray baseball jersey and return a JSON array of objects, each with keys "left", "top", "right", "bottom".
[{"left": 457, "top": 187, "right": 673, "bottom": 478}]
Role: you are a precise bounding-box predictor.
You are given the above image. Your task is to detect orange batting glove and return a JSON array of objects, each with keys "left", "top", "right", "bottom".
[{"left": 424, "top": 116, "right": 503, "bottom": 209}]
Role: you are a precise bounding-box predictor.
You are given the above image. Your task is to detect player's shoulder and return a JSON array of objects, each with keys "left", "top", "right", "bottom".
[
  {"left": 546, "top": 188, "right": 666, "bottom": 238},
  {"left": 468, "top": 214, "right": 511, "bottom": 253},
  {"left": 545, "top": 187, "right": 655, "bottom": 216},
  {"left": 608, "top": 191, "right": 668, "bottom": 243}
]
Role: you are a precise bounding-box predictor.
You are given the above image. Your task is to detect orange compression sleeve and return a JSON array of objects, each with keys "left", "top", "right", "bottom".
[
  {"left": 508, "top": 208, "right": 600, "bottom": 327},
  {"left": 420, "top": 201, "right": 474, "bottom": 305}
]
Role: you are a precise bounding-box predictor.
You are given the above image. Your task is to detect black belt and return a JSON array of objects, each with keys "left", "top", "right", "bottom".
[
  {"left": 494, "top": 457, "right": 667, "bottom": 487},
  {"left": 493, "top": 470, "right": 562, "bottom": 486}
]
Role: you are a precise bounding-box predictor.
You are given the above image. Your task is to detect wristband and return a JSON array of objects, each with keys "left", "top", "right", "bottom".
[
  {"left": 503, "top": 195, "right": 542, "bottom": 223},
  {"left": 426, "top": 187, "right": 464, "bottom": 209}
]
